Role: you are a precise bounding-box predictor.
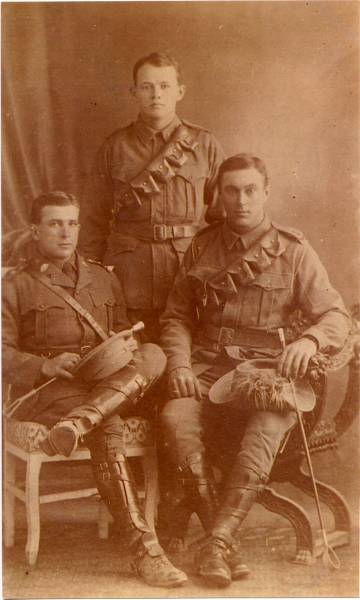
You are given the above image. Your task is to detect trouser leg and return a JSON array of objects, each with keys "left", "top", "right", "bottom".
[
  {"left": 41, "top": 343, "right": 166, "bottom": 456},
  {"left": 87, "top": 414, "right": 187, "bottom": 588},
  {"left": 199, "top": 410, "right": 297, "bottom": 586},
  {"left": 160, "top": 397, "right": 218, "bottom": 542}
]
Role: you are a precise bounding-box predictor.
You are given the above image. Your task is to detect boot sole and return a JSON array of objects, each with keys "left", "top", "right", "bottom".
[
  {"left": 199, "top": 568, "right": 231, "bottom": 588},
  {"left": 231, "top": 566, "right": 251, "bottom": 580},
  {"left": 132, "top": 561, "right": 188, "bottom": 588},
  {"left": 48, "top": 426, "right": 78, "bottom": 457}
]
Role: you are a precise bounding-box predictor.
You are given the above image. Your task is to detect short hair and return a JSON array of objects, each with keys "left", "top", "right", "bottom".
[
  {"left": 133, "top": 52, "right": 181, "bottom": 84},
  {"left": 218, "top": 154, "right": 269, "bottom": 188},
  {"left": 30, "top": 191, "right": 79, "bottom": 224}
]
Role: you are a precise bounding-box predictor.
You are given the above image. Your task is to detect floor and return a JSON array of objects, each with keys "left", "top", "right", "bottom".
[{"left": 3, "top": 445, "right": 359, "bottom": 599}]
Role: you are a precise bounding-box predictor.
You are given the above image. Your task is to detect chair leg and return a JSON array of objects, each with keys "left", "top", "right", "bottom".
[
  {"left": 257, "top": 486, "right": 315, "bottom": 565},
  {"left": 142, "top": 450, "right": 159, "bottom": 532},
  {"left": 98, "top": 501, "right": 110, "bottom": 540},
  {"left": 289, "top": 465, "right": 351, "bottom": 552},
  {"left": 4, "top": 450, "right": 16, "bottom": 548},
  {"left": 25, "top": 455, "right": 42, "bottom": 566},
  {"left": 295, "top": 466, "right": 351, "bottom": 533}
]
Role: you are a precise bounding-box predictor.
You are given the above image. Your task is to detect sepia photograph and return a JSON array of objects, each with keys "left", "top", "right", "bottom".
[{"left": 2, "top": 1, "right": 359, "bottom": 598}]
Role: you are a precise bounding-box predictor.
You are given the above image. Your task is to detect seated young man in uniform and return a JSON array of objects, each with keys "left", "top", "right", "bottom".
[
  {"left": 160, "top": 154, "right": 350, "bottom": 587},
  {"left": 2, "top": 191, "right": 187, "bottom": 588}
]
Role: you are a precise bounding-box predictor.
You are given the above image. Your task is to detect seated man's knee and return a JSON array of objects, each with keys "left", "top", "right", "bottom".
[
  {"left": 136, "top": 343, "right": 167, "bottom": 381},
  {"left": 236, "top": 410, "right": 297, "bottom": 477},
  {"left": 161, "top": 397, "right": 200, "bottom": 428}
]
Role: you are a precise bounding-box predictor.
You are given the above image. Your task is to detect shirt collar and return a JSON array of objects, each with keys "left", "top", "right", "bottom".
[
  {"left": 134, "top": 114, "right": 182, "bottom": 145},
  {"left": 34, "top": 248, "right": 77, "bottom": 272},
  {"left": 222, "top": 215, "right": 272, "bottom": 250}
]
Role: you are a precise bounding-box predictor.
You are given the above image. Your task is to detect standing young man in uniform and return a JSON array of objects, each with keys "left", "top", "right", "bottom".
[
  {"left": 2, "top": 191, "right": 187, "bottom": 588},
  {"left": 80, "top": 52, "right": 225, "bottom": 341},
  {"left": 160, "top": 154, "right": 350, "bottom": 587}
]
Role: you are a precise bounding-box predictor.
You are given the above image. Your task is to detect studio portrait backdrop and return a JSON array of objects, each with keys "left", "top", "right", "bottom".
[
  {"left": 2, "top": 1, "right": 359, "bottom": 308},
  {"left": 2, "top": 2, "right": 359, "bottom": 595}
]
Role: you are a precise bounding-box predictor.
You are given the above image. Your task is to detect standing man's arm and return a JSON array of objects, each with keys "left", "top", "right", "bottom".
[
  {"left": 160, "top": 248, "right": 200, "bottom": 398},
  {"left": 80, "top": 140, "right": 114, "bottom": 261},
  {"left": 203, "top": 135, "right": 226, "bottom": 223}
]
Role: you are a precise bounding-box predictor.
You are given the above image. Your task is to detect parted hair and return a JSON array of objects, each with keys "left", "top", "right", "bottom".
[
  {"left": 133, "top": 52, "right": 181, "bottom": 84},
  {"left": 31, "top": 191, "right": 79, "bottom": 224},
  {"left": 218, "top": 154, "right": 269, "bottom": 188}
]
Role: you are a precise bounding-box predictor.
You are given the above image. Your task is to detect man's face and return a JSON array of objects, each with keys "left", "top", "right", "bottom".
[
  {"left": 220, "top": 167, "right": 269, "bottom": 233},
  {"left": 31, "top": 205, "right": 80, "bottom": 261},
  {"left": 132, "top": 64, "right": 185, "bottom": 123}
]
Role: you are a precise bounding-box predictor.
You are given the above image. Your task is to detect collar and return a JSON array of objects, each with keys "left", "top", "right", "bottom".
[
  {"left": 134, "top": 114, "right": 182, "bottom": 145},
  {"left": 222, "top": 215, "right": 272, "bottom": 250},
  {"left": 30, "top": 250, "right": 80, "bottom": 288},
  {"left": 35, "top": 249, "right": 77, "bottom": 271}
]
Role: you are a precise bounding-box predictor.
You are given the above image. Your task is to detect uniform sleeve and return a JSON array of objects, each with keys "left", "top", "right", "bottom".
[
  {"left": 79, "top": 140, "right": 114, "bottom": 261},
  {"left": 2, "top": 277, "right": 46, "bottom": 392},
  {"left": 294, "top": 242, "right": 350, "bottom": 352},
  {"left": 160, "top": 247, "right": 198, "bottom": 372},
  {"left": 203, "top": 134, "right": 226, "bottom": 223},
  {"left": 109, "top": 271, "right": 132, "bottom": 332}
]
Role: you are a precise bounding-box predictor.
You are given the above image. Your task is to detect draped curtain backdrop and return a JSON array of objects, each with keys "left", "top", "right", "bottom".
[
  {"left": 2, "top": 1, "right": 359, "bottom": 305},
  {"left": 1, "top": 0, "right": 359, "bottom": 511}
]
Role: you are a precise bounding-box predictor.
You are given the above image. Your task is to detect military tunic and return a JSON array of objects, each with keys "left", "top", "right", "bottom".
[
  {"left": 2, "top": 250, "right": 165, "bottom": 454},
  {"left": 160, "top": 216, "right": 350, "bottom": 476},
  {"left": 79, "top": 115, "right": 225, "bottom": 327}
]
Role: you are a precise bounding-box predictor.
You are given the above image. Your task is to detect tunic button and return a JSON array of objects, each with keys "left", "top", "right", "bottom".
[{"left": 254, "top": 253, "right": 259, "bottom": 258}]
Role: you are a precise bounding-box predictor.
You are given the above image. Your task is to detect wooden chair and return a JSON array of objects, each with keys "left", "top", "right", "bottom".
[
  {"left": 256, "top": 325, "right": 359, "bottom": 564},
  {"left": 4, "top": 416, "right": 158, "bottom": 566},
  {"left": 165, "top": 311, "right": 360, "bottom": 565}
]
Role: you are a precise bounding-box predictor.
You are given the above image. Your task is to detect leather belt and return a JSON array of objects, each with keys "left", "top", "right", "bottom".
[
  {"left": 113, "top": 223, "right": 199, "bottom": 241},
  {"left": 200, "top": 324, "right": 284, "bottom": 350}
]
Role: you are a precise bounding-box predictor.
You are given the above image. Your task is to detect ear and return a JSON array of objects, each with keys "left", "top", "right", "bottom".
[
  {"left": 264, "top": 185, "right": 270, "bottom": 201},
  {"left": 177, "top": 84, "right": 186, "bottom": 102},
  {"left": 30, "top": 225, "right": 39, "bottom": 241},
  {"left": 130, "top": 86, "right": 137, "bottom": 99}
]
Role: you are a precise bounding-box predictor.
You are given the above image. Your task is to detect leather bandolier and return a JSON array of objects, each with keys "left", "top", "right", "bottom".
[{"left": 112, "top": 124, "right": 200, "bottom": 215}]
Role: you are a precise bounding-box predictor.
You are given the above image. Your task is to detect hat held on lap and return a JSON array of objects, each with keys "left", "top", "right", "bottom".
[{"left": 209, "top": 358, "right": 316, "bottom": 413}]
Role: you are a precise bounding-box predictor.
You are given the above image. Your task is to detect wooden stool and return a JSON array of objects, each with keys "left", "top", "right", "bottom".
[{"left": 4, "top": 416, "right": 158, "bottom": 566}]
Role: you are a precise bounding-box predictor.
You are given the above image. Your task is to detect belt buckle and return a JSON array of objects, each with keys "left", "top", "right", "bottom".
[
  {"left": 218, "top": 327, "right": 234, "bottom": 346},
  {"left": 153, "top": 224, "right": 168, "bottom": 241}
]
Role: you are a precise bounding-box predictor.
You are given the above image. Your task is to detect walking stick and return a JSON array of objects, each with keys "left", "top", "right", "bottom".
[{"left": 278, "top": 328, "right": 340, "bottom": 569}]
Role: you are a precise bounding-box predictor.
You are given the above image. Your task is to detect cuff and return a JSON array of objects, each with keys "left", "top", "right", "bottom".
[{"left": 167, "top": 355, "right": 192, "bottom": 373}]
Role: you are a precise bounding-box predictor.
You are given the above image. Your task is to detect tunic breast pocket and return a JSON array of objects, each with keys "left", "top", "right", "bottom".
[
  {"left": 241, "top": 272, "right": 292, "bottom": 327},
  {"left": 88, "top": 288, "right": 115, "bottom": 333},
  {"left": 21, "top": 299, "right": 67, "bottom": 347},
  {"left": 170, "top": 164, "right": 208, "bottom": 222}
]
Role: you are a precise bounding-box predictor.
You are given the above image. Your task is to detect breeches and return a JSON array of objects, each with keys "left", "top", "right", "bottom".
[
  {"left": 15, "top": 343, "right": 165, "bottom": 454},
  {"left": 161, "top": 364, "right": 297, "bottom": 481}
]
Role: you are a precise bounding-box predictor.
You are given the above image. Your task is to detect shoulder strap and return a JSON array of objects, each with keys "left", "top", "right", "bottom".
[
  {"left": 31, "top": 272, "right": 108, "bottom": 341},
  {"left": 113, "top": 124, "right": 201, "bottom": 212}
]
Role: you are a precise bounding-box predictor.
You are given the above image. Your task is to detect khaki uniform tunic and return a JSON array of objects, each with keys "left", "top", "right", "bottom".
[
  {"left": 160, "top": 216, "right": 350, "bottom": 474},
  {"left": 80, "top": 116, "right": 225, "bottom": 315}
]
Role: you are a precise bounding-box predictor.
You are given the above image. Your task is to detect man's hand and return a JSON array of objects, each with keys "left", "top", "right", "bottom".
[
  {"left": 41, "top": 352, "right": 81, "bottom": 380},
  {"left": 109, "top": 330, "right": 138, "bottom": 352},
  {"left": 278, "top": 337, "right": 317, "bottom": 379},
  {"left": 168, "top": 367, "right": 202, "bottom": 400}
]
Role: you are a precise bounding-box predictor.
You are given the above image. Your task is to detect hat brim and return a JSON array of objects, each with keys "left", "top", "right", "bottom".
[{"left": 209, "top": 368, "right": 316, "bottom": 412}]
